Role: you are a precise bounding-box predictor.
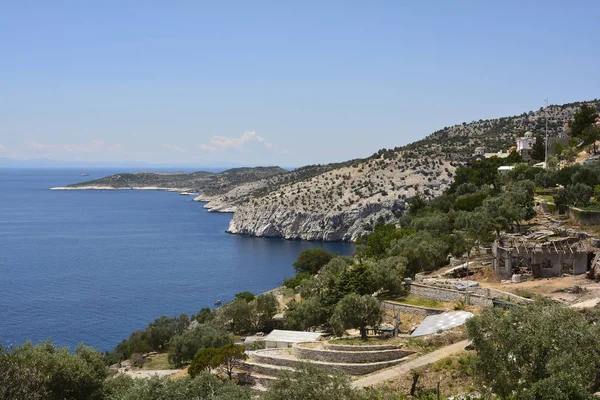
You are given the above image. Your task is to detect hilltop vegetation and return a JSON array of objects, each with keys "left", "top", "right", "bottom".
[
  {"left": 69, "top": 99, "right": 600, "bottom": 242},
  {"left": 69, "top": 166, "right": 287, "bottom": 194},
  {"left": 403, "top": 99, "right": 600, "bottom": 159}
]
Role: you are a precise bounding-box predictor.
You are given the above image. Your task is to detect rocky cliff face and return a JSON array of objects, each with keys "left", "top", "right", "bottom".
[
  {"left": 226, "top": 100, "right": 600, "bottom": 241},
  {"left": 227, "top": 201, "right": 403, "bottom": 241},
  {"left": 227, "top": 155, "right": 455, "bottom": 241}
]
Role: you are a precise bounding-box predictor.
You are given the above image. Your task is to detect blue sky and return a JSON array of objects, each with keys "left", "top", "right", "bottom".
[{"left": 1, "top": 1, "right": 599, "bottom": 167}]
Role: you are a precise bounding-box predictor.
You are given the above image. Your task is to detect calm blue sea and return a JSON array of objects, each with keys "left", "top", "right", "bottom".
[{"left": 0, "top": 168, "right": 353, "bottom": 351}]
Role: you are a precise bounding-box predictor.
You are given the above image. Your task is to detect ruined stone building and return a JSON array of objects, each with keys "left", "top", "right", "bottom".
[{"left": 492, "top": 232, "right": 589, "bottom": 280}]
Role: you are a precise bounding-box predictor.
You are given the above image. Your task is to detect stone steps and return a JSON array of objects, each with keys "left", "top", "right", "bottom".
[
  {"left": 249, "top": 350, "right": 410, "bottom": 375},
  {"left": 295, "top": 344, "right": 414, "bottom": 363},
  {"left": 238, "top": 360, "right": 296, "bottom": 377}
]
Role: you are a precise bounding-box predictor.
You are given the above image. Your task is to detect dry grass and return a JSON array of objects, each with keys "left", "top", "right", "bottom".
[
  {"left": 377, "top": 353, "right": 478, "bottom": 398},
  {"left": 141, "top": 353, "right": 175, "bottom": 370}
]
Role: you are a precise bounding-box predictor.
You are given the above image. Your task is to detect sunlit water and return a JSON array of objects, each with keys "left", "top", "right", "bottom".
[{"left": 0, "top": 168, "right": 353, "bottom": 351}]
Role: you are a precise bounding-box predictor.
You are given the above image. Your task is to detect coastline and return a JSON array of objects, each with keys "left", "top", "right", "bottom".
[{"left": 50, "top": 186, "right": 193, "bottom": 192}]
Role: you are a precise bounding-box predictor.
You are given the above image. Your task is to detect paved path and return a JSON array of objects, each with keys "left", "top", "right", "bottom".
[
  {"left": 352, "top": 340, "right": 471, "bottom": 388},
  {"left": 570, "top": 298, "right": 600, "bottom": 309}
]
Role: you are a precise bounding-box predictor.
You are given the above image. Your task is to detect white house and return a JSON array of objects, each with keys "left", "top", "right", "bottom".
[
  {"left": 517, "top": 131, "right": 535, "bottom": 153},
  {"left": 263, "top": 330, "right": 323, "bottom": 349}
]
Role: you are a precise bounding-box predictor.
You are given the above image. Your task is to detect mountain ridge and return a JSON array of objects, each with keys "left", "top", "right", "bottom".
[{"left": 64, "top": 99, "right": 600, "bottom": 241}]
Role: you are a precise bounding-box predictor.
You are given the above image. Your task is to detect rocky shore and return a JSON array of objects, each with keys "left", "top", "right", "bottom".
[
  {"left": 50, "top": 186, "right": 192, "bottom": 192},
  {"left": 227, "top": 201, "right": 404, "bottom": 241}
]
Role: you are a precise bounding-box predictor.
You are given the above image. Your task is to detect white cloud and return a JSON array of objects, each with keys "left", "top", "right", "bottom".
[
  {"left": 0, "top": 144, "right": 5, "bottom": 151},
  {"left": 161, "top": 144, "right": 186, "bottom": 153},
  {"left": 197, "top": 143, "right": 217, "bottom": 152},
  {"left": 198, "top": 131, "right": 276, "bottom": 152}
]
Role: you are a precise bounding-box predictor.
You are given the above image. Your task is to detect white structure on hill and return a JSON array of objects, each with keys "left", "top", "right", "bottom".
[{"left": 263, "top": 330, "right": 323, "bottom": 349}]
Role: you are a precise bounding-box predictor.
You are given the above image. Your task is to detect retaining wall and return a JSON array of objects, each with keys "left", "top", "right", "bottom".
[
  {"left": 569, "top": 207, "right": 600, "bottom": 226},
  {"left": 325, "top": 343, "right": 400, "bottom": 352},
  {"left": 409, "top": 283, "right": 493, "bottom": 307},
  {"left": 468, "top": 287, "right": 534, "bottom": 304},
  {"left": 248, "top": 349, "right": 407, "bottom": 375},
  {"left": 293, "top": 343, "right": 414, "bottom": 364},
  {"left": 381, "top": 300, "right": 445, "bottom": 316}
]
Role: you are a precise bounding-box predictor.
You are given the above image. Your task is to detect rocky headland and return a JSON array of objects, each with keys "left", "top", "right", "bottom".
[{"left": 59, "top": 100, "right": 599, "bottom": 242}]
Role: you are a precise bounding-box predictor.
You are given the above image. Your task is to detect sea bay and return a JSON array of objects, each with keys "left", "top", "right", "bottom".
[{"left": 0, "top": 168, "right": 353, "bottom": 351}]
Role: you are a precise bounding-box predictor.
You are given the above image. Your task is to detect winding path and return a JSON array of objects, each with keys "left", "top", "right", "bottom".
[{"left": 352, "top": 340, "right": 470, "bottom": 388}]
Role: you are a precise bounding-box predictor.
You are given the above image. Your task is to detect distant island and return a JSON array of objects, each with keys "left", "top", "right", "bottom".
[{"left": 54, "top": 99, "right": 600, "bottom": 242}]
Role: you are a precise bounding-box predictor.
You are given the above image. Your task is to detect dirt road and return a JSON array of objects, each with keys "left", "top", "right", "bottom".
[{"left": 352, "top": 340, "right": 471, "bottom": 388}]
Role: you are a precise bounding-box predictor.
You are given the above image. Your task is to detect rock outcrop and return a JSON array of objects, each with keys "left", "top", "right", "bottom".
[
  {"left": 227, "top": 155, "right": 455, "bottom": 241},
  {"left": 228, "top": 201, "right": 402, "bottom": 241}
]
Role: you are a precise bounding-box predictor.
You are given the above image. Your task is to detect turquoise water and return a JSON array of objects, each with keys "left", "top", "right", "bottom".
[{"left": 0, "top": 168, "right": 353, "bottom": 351}]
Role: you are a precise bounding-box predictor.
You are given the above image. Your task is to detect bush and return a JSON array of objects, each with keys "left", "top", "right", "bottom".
[
  {"left": 293, "top": 249, "right": 335, "bottom": 275},
  {"left": 234, "top": 291, "right": 255, "bottom": 303},
  {"left": 103, "top": 373, "right": 251, "bottom": 400},
  {"left": 168, "top": 321, "right": 232, "bottom": 367},
  {"left": 284, "top": 272, "right": 311, "bottom": 289},
  {"left": 0, "top": 341, "right": 107, "bottom": 400}
]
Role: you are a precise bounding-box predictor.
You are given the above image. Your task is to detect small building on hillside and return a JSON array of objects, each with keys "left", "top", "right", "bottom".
[
  {"left": 517, "top": 131, "right": 535, "bottom": 161},
  {"left": 492, "top": 232, "right": 588, "bottom": 280},
  {"left": 263, "top": 330, "right": 323, "bottom": 349}
]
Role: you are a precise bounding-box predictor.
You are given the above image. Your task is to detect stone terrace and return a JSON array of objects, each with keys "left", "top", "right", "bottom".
[{"left": 237, "top": 341, "right": 415, "bottom": 389}]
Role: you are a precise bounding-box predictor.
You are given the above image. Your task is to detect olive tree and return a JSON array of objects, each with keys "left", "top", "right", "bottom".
[
  {"left": 0, "top": 341, "right": 107, "bottom": 400},
  {"left": 168, "top": 321, "right": 231, "bottom": 367},
  {"left": 330, "top": 294, "right": 382, "bottom": 341},
  {"left": 466, "top": 301, "right": 600, "bottom": 399}
]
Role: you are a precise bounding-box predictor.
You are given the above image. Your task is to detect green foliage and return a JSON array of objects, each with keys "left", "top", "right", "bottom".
[
  {"left": 356, "top": 223, "right": 411, "bottom": 260},
  {"left": 113, "top": 314, "right": 190, "bottom": 360},
  {"left": 582, "top": 125, "right": 600, "bottom": 152},
  {"left": 530, "top": 133, "right": 546, "bottom": 162},
  {"left": 504, "top": 163, "right": 544, "bottom": 182},
  {"left": 408, "top": 193, "right": 427, "bottom": 215},
  {"left": 168, "top": 321, "right": 231, "bottom": 367},
  {"left": 262, "top": 364, "right": 363, "bottom": 400},
  {"left": 559, "top": 144, "right": 579, "bottom": 163},
  {"left": 554, "top": 183, "right": 594, "bottom": 210},
  {"left": 192, "top": 308, "right": 214, "bottom": 324},
  {"left": 452, "top": 191, "right": 488, "bottom": 212},
  {"left": 409, "top": 211, "right": 452, "bottom": 236},
  {"left": 336, "top": 263, "right": 376, "bottom": 296},
  {"left": 570, "top": 104, "right": 599, "bottom": 139},
  {"left": 330, "top": 294, "right": 382, "bottom": 340},
  {"left": 0, "top": 341, "right": 107, "bottom": 400},
  {"left": 453, "top": 298, "right": 466, "bottom": 311},
  {"left": 253, "top": 293, "right": 279, "bottom": 331},
  {"left": 293, "top": 249, "right": 335, "bottom": 275},
  {"left": 553, "top": 187, "right": 572, "bottom": 212},
  {"left": 283, "top": 271, "right": 311, "bottom": 289},
  {"left": 466, "top": 301, "right": 600, "bottom": 399},
  {"left": 505, "top": 149, "right": 522, "bottom": 164},
  {"left": 387, "top": 231, "right": 449, "bottom": 276},
  {"left": 572, "top": 162, "right": 600, "bottom": 187},
  {"left": 217, "top": 299, "right": 254, "bottom": 334},
  {"left": 234, "top": 291, "right": 255, "bottom": 303},
  {"left": 188, "top": 348, "right": 219, "bottom": 377},
  {"left": 103, "top": 373, "right": 251, "bottom": 400},
  {"left": 449, "top": 157, "right": 504, "bottom": 192},
  {"left": 215, "top": 294, "right": 278, "bottom": 334},
  {"left": 372, "top": 256, "right": 407, "bottom": 295},
  {"left": 283, "top": 297, "right": 330, "bottom": 331},
  {"left": 570, "top": 183, "right": 594, "bottom": 207},
  {"left": 210, "top": 343, "right": 248, "bottom": 380}
]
